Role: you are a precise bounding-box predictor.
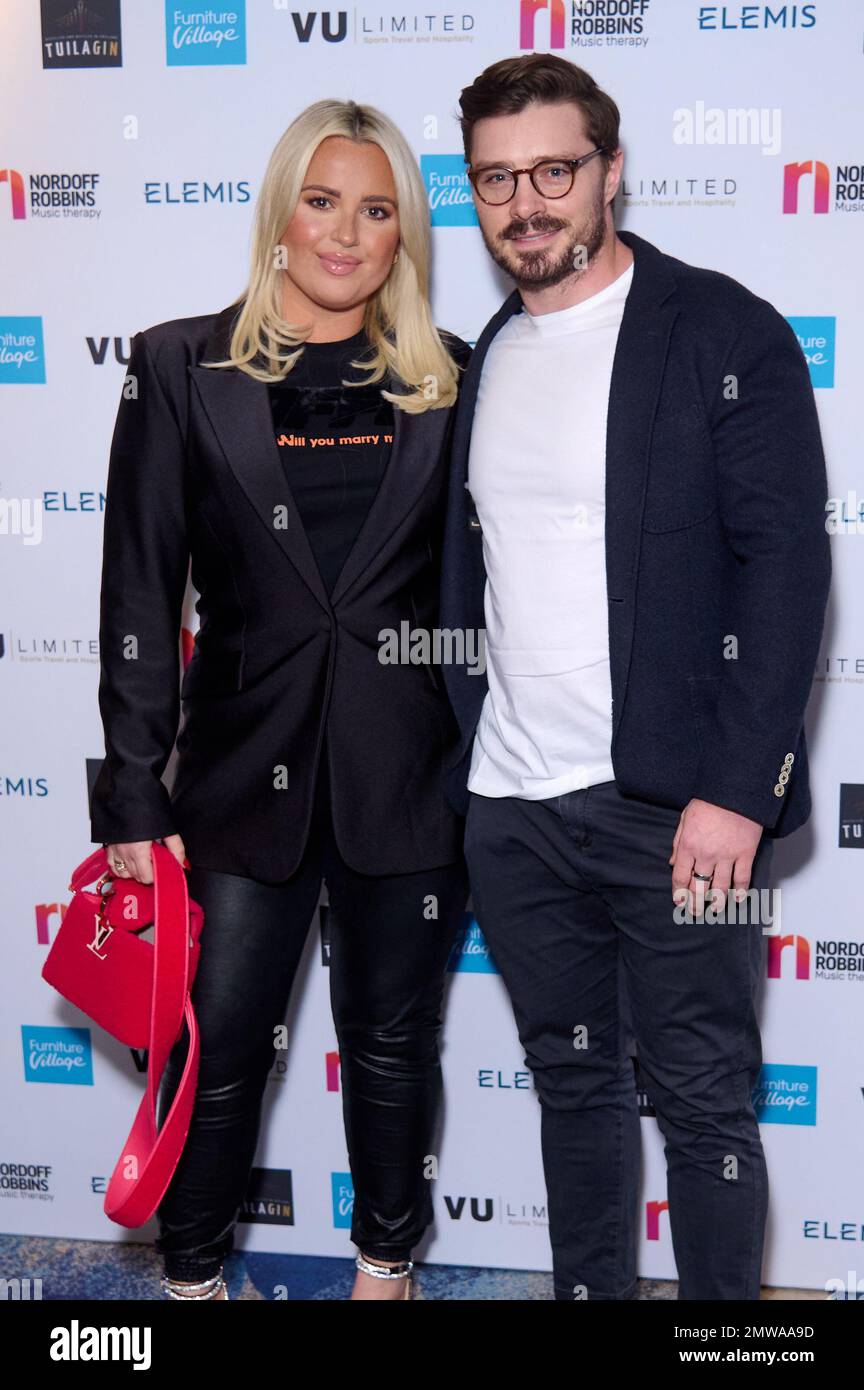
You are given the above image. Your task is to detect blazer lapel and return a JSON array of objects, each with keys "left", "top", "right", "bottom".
[
  {"left": 191, "top": 305, "right": 456, "bottom": 612},
  {"left": 329, "top": 398, "right": 409, "bottom": 607},
  {"left": 450, "top": 289, "right": 523, "bottom": 504},
  {"left": 445, "top": 233, "right": 680, "bottom": 746},
  {"left": 605, "top": 230, "right": 679, "bottom": 737},
  {"left": 190, "top": 306, "right": 331, "bottom": 613}
]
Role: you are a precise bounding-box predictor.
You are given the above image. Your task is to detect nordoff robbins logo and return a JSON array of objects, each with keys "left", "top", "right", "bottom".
[{"left": 377, "top": 622, "right": 486, "bottom": 675}]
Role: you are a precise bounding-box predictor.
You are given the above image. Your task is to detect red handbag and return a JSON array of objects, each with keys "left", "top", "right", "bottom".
[{"left": 42, "top": 843, "right": 204, "bottom": 1228}]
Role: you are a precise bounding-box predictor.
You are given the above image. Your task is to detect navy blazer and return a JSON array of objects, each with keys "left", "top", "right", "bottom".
[{"left": 440, "top": 230, "right": 831, "bottom": 837}]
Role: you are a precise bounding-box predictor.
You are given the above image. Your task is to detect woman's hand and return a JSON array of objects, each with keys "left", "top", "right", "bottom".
[{"left": 105, "top": 833, "right": 188, "bottom": 885}]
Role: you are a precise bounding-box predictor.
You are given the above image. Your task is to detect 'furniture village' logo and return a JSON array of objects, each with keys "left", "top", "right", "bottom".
[
  {"left": 165, "top": 3, "right": 247, "bottom": 65},
  {"left": 785, "top": 316, "right": 835, "bottom": 389}
]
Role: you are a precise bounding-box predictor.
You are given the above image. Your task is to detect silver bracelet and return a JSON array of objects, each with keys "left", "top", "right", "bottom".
[
  {"left": 355, "top": 1252, "right": 413, "bottom": 1280},
  {"left": 161, "top": 1270, "right": 225, "bottom": 1300}
]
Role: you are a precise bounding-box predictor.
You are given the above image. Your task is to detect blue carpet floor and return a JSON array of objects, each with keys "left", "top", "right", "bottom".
[{"left": 0, "top": 1233, "right": 681, "bottom": 1300}]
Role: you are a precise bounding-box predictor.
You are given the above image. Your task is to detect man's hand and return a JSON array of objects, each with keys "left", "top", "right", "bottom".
[{"left": 669, "top": 799, "right": 763, "bottom": 915}]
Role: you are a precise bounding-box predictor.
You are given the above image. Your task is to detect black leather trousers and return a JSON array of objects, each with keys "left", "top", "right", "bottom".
[{"left": 155, "top": 751, "right": 469, "bottom": 1281}]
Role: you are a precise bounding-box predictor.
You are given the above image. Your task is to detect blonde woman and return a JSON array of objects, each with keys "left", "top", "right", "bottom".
[{"left": 91, "top": 100, "right": 471, "bottom": 1301}]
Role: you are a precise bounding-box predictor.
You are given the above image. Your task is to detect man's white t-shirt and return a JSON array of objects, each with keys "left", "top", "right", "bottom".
[{"left": 467, "top": 261, "right": 634, "bottom": 800}]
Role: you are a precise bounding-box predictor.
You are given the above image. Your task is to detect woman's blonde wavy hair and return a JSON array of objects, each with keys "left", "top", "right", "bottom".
[{"left": 204, "top": 99, "right": 461, "bottom": 413}]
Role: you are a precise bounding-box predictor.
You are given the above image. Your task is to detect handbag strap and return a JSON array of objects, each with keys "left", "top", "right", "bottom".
[
  {"left": 68, "top": 846, "right": 112, "bottom": 894},
  {"left": 103, "top": 842, "right": 200, "bottom": 1227}
]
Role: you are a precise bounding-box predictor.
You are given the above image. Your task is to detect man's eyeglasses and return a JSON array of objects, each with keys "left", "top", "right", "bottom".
[{"left": 469, "top": 148, "right": 607, "bottom": 206}]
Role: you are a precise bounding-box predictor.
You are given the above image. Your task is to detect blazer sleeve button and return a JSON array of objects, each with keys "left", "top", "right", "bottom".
[{"left": 774, "top": 783, "right": 785, "bottom": 797}]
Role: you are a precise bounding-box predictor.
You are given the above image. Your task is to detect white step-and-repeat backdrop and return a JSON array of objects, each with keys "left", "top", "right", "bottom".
[{"left": 2, "top": 1, "right": 862, "bottom": 1293}]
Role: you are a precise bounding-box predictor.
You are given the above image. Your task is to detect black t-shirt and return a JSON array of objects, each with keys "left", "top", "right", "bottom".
[{"left": 267, "top": 328, "right": 394, "bottom": 596}]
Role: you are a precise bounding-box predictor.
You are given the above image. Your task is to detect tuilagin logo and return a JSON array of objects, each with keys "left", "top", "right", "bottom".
[
  {"left": 0, "top": 167, "right": 102, "bottom": 221},
  {"left": 238, "top": 1168, "right": 294, "bottom": 1225},
  {"left": 785, "top": 316, "right": 835, "bottom": 388},
  {"left": 783, "top": 160, "right": 864, "bottom": 214},
  {"left": 520, "top": 0, "right": 655, "bottom": 53},
  {"left": 421, "top": 155, "right": 477, "bottom": 228},
  {"left": 21, "top": 1026, "right": 93, "bottom": 1085},
  {"left": 0, "top": 317, "right": 46, "bottom": 383},
  {"left": 752, "top": 1064, "right": 817, "bottom": 1126},
  {"left": 165, "top": 3, "right": 247, "bottom": 66},
  {"left": 839, "top": 784, "right": 864, "bottom": 847},
  {"left": 40, "top": 0, "right": 123, "bottom": 69}
]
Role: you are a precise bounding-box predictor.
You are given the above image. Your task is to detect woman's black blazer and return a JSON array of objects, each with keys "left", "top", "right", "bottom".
[{"left": 90, "top": 303, "right": 471, "bottom": 883}]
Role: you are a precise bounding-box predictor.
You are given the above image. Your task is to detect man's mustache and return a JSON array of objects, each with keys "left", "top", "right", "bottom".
[{"left": 501, "top": 217, "right": 568, "bottom": 241}]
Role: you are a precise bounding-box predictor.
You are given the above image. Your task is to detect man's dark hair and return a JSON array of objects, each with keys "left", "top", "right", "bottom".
[{"left": 458, "top": 54, "right": 620, "bottom": 169}]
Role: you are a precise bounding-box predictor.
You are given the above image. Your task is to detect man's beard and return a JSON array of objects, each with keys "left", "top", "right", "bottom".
[{"left": 483, "top": 186, "right": 607, "bottom": 291}]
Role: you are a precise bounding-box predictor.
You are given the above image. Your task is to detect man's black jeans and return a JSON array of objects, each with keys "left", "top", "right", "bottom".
[
  {"left": 464, "top": 779, "right": 773, "bottom": 1301},
  {"left": 155, "top": 755, "right": 469, "bottom": 1281}
]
